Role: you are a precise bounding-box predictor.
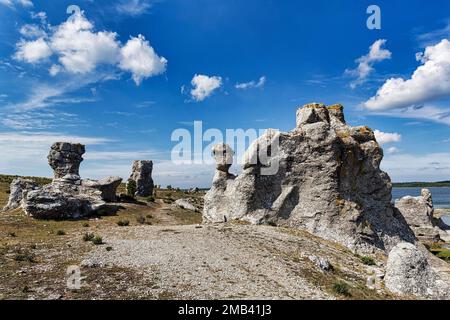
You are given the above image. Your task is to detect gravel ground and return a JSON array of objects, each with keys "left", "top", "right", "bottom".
[{"left": 81, "top": 223, "right": 389, "bottom": 299}]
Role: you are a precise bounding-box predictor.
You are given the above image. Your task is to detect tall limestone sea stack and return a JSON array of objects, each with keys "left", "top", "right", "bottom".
[{"left": 204, "top": 103, "right": 416, "bottom": 253}]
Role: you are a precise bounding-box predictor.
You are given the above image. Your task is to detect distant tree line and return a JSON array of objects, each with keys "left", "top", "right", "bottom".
[{"left": 393, "top": 181, "right": 450, "bottom": 188}]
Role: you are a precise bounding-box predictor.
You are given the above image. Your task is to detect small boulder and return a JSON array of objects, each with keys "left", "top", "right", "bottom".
[
  {"left": 173, "top": 198, "right": 199, "bottom": 212},
  {"left": 308, "top": 255, "right": 333, "bottom": 271},
  {"left": 384, "top": 243, "right": 449, "bottom": 299}
]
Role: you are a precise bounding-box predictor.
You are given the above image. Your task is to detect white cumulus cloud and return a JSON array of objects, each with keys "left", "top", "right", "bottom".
[
  {"left": 14, "top": 38, "right": 52, "bottom": 63},
  {"left": 190, "top": 74, "right": 222, "bottom": 101},
  {"left": 364, "top": 39, "right": 450, "bottom": 110},
  {"left": 346, "top": 39, "right": 391, "bottom": 89},
  {"left": 13, "top": 10, "right": 167, "bottom": 85},
  {"left": 119, "top": 35, "right": 168, "bottom": 85},
  {"left": 374, "top": 129, "right": 401, "bottom": 145},
  {"left": 235, "top": 76, "right": 266, "bottom": 89}
]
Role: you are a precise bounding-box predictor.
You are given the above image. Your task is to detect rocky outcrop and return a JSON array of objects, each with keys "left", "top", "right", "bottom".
[
  {"left": 82, "top": 176, "right": 122, "bottom": 202},
  {"left": 128, "top": 160, "right": 154, "bottom": 197},
  {"left": 20, "top": 142, "right": 122, "bottom": 219},
  {"left": 395, "top": 189, "right": 443, "bottom": 242},
  {"left": 2, "top": 178, "right": 40, "bottom": 211},
  {"left": 385, "top": 242, "right": 449, "bottom": 299},
  {"left": 23, "top": 181, "right": 105, "bottom": 219},
  {"left": 204, "top": 103, "right": 415, "bottom": 253}
]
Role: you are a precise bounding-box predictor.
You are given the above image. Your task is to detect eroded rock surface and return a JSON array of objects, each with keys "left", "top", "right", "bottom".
[
  {"left": 48, "top": 142, "right": 85, "bottom": 181},
  {"left": 385, "top": 242, "right": 450, "bottom": 299},
  {"left": 82, "top": 176, "right": 123, "bottom": 202},
  {"left": 204, "top": 103, "right": 415, "bottom": 253},
  {"left": 2, "top": 178, "right": 40, "bottom": 211},
  {"left": 128, "top": 160, "right": 154, "bottom": 197}
]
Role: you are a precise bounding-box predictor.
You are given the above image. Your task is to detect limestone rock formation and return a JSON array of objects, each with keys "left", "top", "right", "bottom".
[
  {"left": 20, "top": 142, "right": 122, "bottom": 219},
  {"left": 2, "top": 178, "right": 40, "bottom": 211},
  {"left": 203, "top": 103, "right": 415, "bottom": 253},
  {"left": 128, "top": 160, "right": 154, "bottom": 197},
  {"left": 385, "top": 242, "right": 450, "bottom": 299},
  {"left": 82, "top": 176, "right": 123, "bottom": 202},
  {"left": 395, "top": 189, "right": 442, "bottom": 241},
  {"left": 24, "top": 181, "right": 106, "bottom": 219}
]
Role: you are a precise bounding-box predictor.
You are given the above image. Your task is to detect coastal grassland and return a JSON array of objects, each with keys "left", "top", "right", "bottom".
[{"left": 0, "top": 174, "right": 203, "bottom": 299}]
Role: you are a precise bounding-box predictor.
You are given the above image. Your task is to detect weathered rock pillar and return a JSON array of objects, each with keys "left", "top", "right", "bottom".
[
  {"left": 128, "top": 160, "right": 154, "bottom": 197},
  {"left": 48, "top": 142, "right": 85, "bottom": 183}
]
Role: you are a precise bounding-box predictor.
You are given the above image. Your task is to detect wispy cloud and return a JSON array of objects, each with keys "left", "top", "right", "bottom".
[
  {"left": 370, "top": 105, "right": 450, "bottom": 126},
  {"left": 0, "top": 0, "right": 33, "bottom": 9},
  {"left": 235, "top": 76, "right": 266, "bottom": 90},
  {"left": 346, "top": 39, "right": 391, "bottom": 89},
  {"left": 416, "top": 19, "right": 450, "bottom": 47},
  {"left": 115, "top": 0, "right": 154, "bottom": 17},
  {"left": 382, "top": 152, "right": 450, "bottom": 182}
]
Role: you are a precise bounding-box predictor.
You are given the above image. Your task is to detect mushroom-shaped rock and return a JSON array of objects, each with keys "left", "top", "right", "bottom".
[
  {"left": 21, "top": 142, "right": 108, "bottom": 219},
  {"left": 385, "top": 243, "right": 450, "bottom": 299}
]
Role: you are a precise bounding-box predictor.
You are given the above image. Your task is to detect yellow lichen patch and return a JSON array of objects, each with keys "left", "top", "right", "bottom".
[
  {"left": 335, "top": 129, "right": 351, "bottom": 139},
  {"left": 357, "top": 126, "right": 373, "bottom": 135},
  {"left": 327, "top": 104, "right": 344, "bottom": 111},
  {"left": 304, "top": 103, "right": 326, "bottom": 109}
]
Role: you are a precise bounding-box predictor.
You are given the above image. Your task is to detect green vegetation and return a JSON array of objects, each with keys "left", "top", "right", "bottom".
[
  {"left": 360, "top": 256, "right": 376, "bottom": 266},
  {"left": 92, "top": 236, "right": 103, "bottom": 245},
  {"left": 56, "top": 230, "right": 66, "bottom": 236},
  {"left": 126, "top": 179, "right": 137, "bottom": 197},
  {"left": 136, "top": 215, "right": 147, "bottom": 225},
  {"left": 14, "top": 250, "right": 36, "bottom": 263},
  {"left": 117, "top": 220, "right": 130, "bottom": 227},
  {"left": 332, "top": 281, "right": 352, "bottom": 297},
  {"left": 393, "top": 181, "right": 450, "bottom": 188},
  {"left": 82, "top": 233, "right": 95, "bottom": 242}
]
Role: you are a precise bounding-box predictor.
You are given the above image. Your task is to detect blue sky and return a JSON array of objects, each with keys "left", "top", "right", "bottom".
[{"left": 0, "top": 0, "right": 450, "bottom": 187}]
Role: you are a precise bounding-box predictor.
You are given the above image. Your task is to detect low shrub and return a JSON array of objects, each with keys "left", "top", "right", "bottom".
[
  {"left": 82, "top": 233, "right": 95, "bottom": 242},
  {"left": 117, "top": 220, "right": 130, "bottom": 227},
  {"left": 56, "top": 230, "right": 66, "bottom": 236},
  {"left": 360, "top": 256, "right": 376, "bottom": 266},
  {"left": 332, "top": 281, "right": 351, "bottom": 297},
  {"left": 92, "top": 236, "right": 103, "bottom": 245}
]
